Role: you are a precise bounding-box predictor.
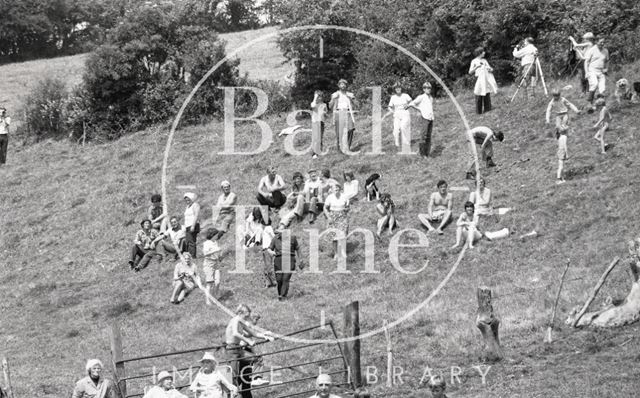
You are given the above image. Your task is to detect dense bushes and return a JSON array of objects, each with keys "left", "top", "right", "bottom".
[{"left": 277, "top": 0, "right": 640, "bottom": 101}]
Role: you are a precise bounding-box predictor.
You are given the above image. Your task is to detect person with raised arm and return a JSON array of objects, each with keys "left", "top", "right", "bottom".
[{"left": 512, "top": 37, "right": 538, "bottom": 98}]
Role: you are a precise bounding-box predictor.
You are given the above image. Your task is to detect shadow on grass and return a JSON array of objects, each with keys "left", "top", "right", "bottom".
[{"left": 566, "top": 164, "right": 594, "bottom": 180}]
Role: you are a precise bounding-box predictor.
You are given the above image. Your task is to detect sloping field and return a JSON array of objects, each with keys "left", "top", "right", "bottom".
[{"left": 1, "top": 30, "right": 640, "bottom": 398}]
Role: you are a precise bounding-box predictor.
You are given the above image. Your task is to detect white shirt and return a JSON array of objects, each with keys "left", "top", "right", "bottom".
[
  {"left": 189, "top": 370, "right": 236, "bottom": 398},
  {"left": 167, "top": 225, "right": 186, "bottom": 243},
  {"left": 0, "top": 117, "right": 10, "bottom": 135},
  {"left": 343, "top": 180, "right": 359, "bottom": 201},
  {"left": 388, "top": 93, "right": 412, "bottom": 119},
  {"left": 261, "top": 225, "right": 275, "bottom": 249},
  {"left": 325, "top": 193, "right": 349, "bottom": 211},
  {"left": 512, "top": 44, "right": 537, "bottom": 66},
  {"left": 258, "top": 174, "right": 285, "bottom": 195},
  {"left": 332, "top": 91, "right": 354, "bottom": 110},
  {"left": 303, "top": 179, "right": 323, "bottom": 198},
  {"left": 184, "top": 203, "right": 200, "bottom": 228},
  {"left": 143, "top": 386, "right": 188, "bottom": 398},
  {"left": 311, "top": 99, "right": 328, "bottom": 123},
  {"left": 469, "top": 58, "right": 490, "bottom": 77},
  {"left": 585, "top": 45, "right": 606, "bottom": 74},
  {"left": 410, "top": 94, "right": 434, "bottom": 120},
  {"left": 202, "top": 239, "right": 221, "bottom": 268},
  {"left": 216, "top": 192, "right": 236, "bottom": 215}
]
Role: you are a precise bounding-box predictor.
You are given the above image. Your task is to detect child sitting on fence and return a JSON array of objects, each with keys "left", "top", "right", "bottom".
[{"left": 170, "top": 253, "right": 200, "bottom": 304}]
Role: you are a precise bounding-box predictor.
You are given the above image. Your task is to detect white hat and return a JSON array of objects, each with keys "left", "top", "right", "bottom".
[
  {"left": 157, "top": 371, "right": 172, "bottom": 383},
  {"left": 184, "top": 192, "right": 198, "bottom": 201},
  {"left": 316, "top": 374, "right": 332, "bottom": 385},
  {"left": 199, "top": 352, "right": 218, "bottom": 363},
  {"left": 85, "top": 359, "right": 103, "bottom": 372},
  {"left": 582, "top": 32, "right": 595, "bottom": 40},
  {"left": 220, "top": 180, "right": 231, "bottom": 187}
]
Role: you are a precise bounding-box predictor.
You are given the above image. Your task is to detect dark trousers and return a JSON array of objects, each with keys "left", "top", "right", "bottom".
[
  {"left": 475, "top": 94, "right": 491, "bottom": 114},
  {"left": 256, "top": 190, "right": 286, "bottom": 209},
  {"left": 0, "top": 134, "right": 7, "bottom": 164},
  {"left": 419, "top": 119, "right": 433, "bottom": 157},
  {"left": 130, "top": 245, "right": 160, "bottom": 270},
  {"left": 274, "top": 256, "right": 295, "bottom": 298},
  {"left": 161, "top": 239, "right": 185, "bottom": 257},
  {"left": 227, "top": 347, "right": 254, "bottom": 398},
  {"left": 185, "top": 224, "right": 199, "bottom": 258}
]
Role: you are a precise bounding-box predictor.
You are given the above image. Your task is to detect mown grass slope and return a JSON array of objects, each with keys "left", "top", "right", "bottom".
[{"left": 1, "top": 32, "right": 640, "bottom": 398}]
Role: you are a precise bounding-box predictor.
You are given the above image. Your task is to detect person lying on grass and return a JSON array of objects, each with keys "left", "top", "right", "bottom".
[
  {"left": 451, "top": 201, "right": 491, "bottom": 249},
  {"left": 170, "top": 253, "right": 200, "bottom": 304},
  {"left": 189, "top": 352, "right": 237, "bottom": 398},
  {"left": 418, "top": 179, "right": 453, "bottom": 235},
  {"left": 376, "top": 193, "right": 398, "bottom": 238}
]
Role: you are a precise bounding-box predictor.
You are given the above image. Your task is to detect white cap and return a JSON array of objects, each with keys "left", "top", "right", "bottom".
[
  {"left": 157, "top": 371, "right": 172, "bottom": 383},
  {"left": 85, "top": 359, "right": 103, "bottom": 372},
  {"left": 199, "top": 352, "right": 218, "bottom": 363},
  {"left": 221, "top": 180, "right": 231, "bottom": 187}
]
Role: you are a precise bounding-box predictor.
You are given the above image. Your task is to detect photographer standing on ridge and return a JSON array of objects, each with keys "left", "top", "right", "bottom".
[{"left": 512, "top": 37, "right": 538, "bottom": 98}]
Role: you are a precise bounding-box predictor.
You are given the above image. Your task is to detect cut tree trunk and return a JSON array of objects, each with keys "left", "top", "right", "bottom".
[
  {"left": 476, "top": 287, "right": 503, "bottom": 361},
  {"left": 570, "top": 259, "right": 640, "bottom": 327}
]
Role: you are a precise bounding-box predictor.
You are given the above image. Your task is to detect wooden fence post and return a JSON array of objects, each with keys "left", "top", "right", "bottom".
[
  {"left": 343, "top": 301, "right": 362, "bottom": 388},
  {"left": 110, "top": 322, "right": 126, "bottom": 398},
  {"left": 2, "top": 357, "right": 14, "bottom": 398},
  {"left": 476, "top": 287, "right": 503, "bottom": 361}
]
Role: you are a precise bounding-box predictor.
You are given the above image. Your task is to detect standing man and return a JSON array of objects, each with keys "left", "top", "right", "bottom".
[
  {"left": 308, "top": 374, "right": 342, "bottom": 398},
  {"left": 570, "top": 32, "right": 607, "bottom": 111},
  {"left": 267, "top": 226, "right": 303, "bottom": 300},
  {"left": 409, "top": 82, "right": 435, "bottom": 157},
  {"left": 512, "top": 37, "right": 538, "bottom": 98},
  {"left": 0, "top": 108, "right": 11, "bottom": 166},
  {"left": 225, "top": 304, "right": 273, "bottom": 398},
  {"left": 329, "top": 79, "right": 357, "bottom": 152}
]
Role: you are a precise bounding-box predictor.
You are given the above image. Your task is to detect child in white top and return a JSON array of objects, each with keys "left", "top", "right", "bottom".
[
  {"left": 190, "top": 353, "right": 237, "bottom": 398},
  {"left": 546, "top": 90, "right": 580, "bottom": 134},
  {"left": 342, "top": 171, "right": 359, "bottom": 202},
  {"left": 388, "top": 83, "right": 413, "bottom": 149},
  {"left": 202, "top": 228, "right": 222, "bottom": 303},
  {"left": 556, "top": 128, "right": 568, "bottom": 185},
  {"left": 171, "top": 253, "right": 200, "bottom": 304},
  {"left": 593, "top": 96, "right": 612, "bottom": 154}
]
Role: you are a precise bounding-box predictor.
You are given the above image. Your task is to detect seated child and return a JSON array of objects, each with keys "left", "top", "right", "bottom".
[
  {"left": 376, "top": 193, "right": 398, "bottom": 238},
  {"left": 451, "top": 201, "right": 489, "bottom": 249}
]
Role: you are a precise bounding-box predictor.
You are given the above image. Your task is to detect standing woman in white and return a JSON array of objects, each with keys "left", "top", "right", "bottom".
[
  {"left": 469, "top": 47, "right": 497, "bottom": 114},
  {"left": 387, "top": 82, "right": 413, "bottom": 151}
]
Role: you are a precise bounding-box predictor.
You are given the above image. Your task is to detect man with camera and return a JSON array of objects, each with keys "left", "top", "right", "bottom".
[
  {"left": 570, "top": 32, "right": 607, "bottom": 111},
  {"left": 0, "top": 107, "right": 11, "bottom": 166},
  {"left": 513, "top": 37, "right": 538, "bottom": 98}
]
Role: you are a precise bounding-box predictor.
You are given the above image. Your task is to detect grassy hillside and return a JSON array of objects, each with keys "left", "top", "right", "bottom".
[{"left": 2, "top": 32, "right": 640, "bottom": 398}]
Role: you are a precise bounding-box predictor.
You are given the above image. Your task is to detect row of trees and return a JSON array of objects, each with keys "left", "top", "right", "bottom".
[
  {"left": 276, "top": 0, "right": 640, "bottom": 104},
  {"left": 0, "top": 0, "right": 269, "bottom": 64}
]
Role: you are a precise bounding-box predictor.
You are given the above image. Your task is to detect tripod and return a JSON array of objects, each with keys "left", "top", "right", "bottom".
[{"left": 510, "top": 56, "right": 548, "bottom": 102}]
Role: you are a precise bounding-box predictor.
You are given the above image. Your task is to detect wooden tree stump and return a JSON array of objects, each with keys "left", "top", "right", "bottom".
[{"left": 476, "top": 287, "right": 503, "bottom": 361}]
